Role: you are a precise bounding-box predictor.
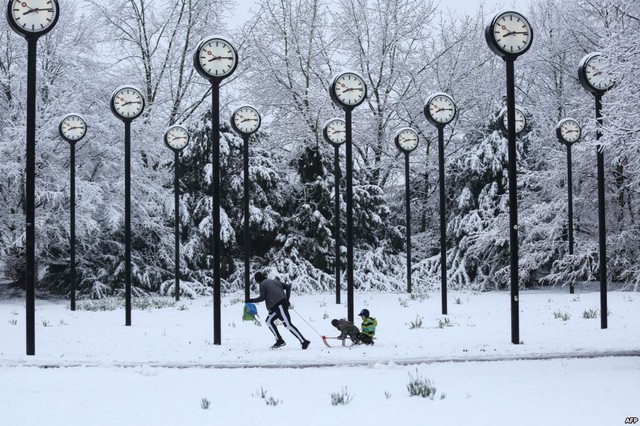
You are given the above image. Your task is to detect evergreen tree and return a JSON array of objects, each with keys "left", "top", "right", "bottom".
[{"left": 445, "top": 109, "right": 535, "bottom": 290}]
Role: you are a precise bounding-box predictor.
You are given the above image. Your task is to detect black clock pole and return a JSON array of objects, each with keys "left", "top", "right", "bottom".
[
  {"left": 211, "top": 82, "right": 222, "bottom": 345},
  {"left": 70, "top": 140, "right": 77, "bottom": 311},
  {"left": 566, "top": 142, "right": 575, "bottom": 293},
  {"left": 437, "top": 126, "right": 448, "bottom": 314},
  {"left": 334, "top": 144, "right": 342, "bottom": 304},
  {"left": 25, "top": 38, "right": 37, "bottom": 355},
  {"left": 403, "top": 151, "right": 412, "bottom": 293},
  {"left": 125, "top": 121, "right": 132, "bottom": 326},
  {"left": 506, "top": 59, "right": 520, "bottom": 345},
  {"left": 595, "top": 94, "right": 607, "bottom": 329},
  {"left": 243, "top": 134, "right": 251, "bottom": 302},
  {"left": 345, "top": 109, "right": 354, "bottom": 322},
  {"left": 174, "top": 149, "right": 181, "bottom": 301}
]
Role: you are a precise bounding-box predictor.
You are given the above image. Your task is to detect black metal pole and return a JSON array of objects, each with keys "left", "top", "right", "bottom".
[
  {"left": 404, "top": 152, "right": 412, "bottom": 293},
  {"left": 506, "top": 59, "right": 520, "bottom": 344},
  {"left": 595, "top": 94, "right": 607, "bottom": 329},
  {"left": 174, "top": 150, "right": 181, "bottom": 301},
  {"left": 70, "top": 142, "right": 76, "bottom": 311},
  {"left": 212, "top": 82, "right": 222, "bottom": 345},
  {"left": 25, "top": 38, "right": 37, "bottom": 355},
  {"left": 243, "top": 135, "right": 251, "bottom": 302},
  {"left": 334, "top": 144, "right": 341, "bottom": 304},
  {"left": 345, "top": 109, "right": 354, "bottom": 322},
  {"left": 125, "top": 121, "right": 132, "bottom": 326},
  {"left": 438, "top": 126, "right": 448, "bottom": 314},
  {"left": 567, "top": 144, "right": 575, "bottom": 294}
]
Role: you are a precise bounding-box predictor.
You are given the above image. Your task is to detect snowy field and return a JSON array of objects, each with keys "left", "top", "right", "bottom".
[{"left": 1, "top": 286, "right": 639, "bottom": 425}]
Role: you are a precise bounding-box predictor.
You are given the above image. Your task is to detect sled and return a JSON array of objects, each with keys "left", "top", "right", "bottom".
[{"left": 321, "top": 336, "right": 354, "bottom": 348}]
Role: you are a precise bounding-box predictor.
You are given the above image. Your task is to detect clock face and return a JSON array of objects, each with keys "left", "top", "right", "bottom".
[
  {"left": 501, "top": 107, "right": 526, "bottom": 134},
  {"left": 164, "top": 125, "right": 190, "bottom": 151},
  {"left": 111, "top": 87, "right": 145, "bottom": 120},
  {"left": 486, "top": 11, "right": 533, "bottom": 57},
  {"left": 331, "top": 72, "right": 367, "bottom": 108},
  {"left": 323, "top": 118, "right": 346, "bottom": 146},
  {"left": 395, "top": 128, "right": 419, "bottom": 153},
  {"left": 581, "top": 53, "right": 614, "bottom": 93},
  {"left": 425, "top": 93, "right": 456, "bottom": 126},
  {"left": 8, "top": 0, "right": 59, "bottom": 36},
  {"left": 232, "top": 106, "right": 261, "bottom": 135},
  {"left": 556, "top": 118, "right": 581, "bottom": 144},
  {"left": 59, "top": 114, "right": 87, "bottom": 142},
  {"left": 195, "top": 37, "right": 238, "bottom": 79}
]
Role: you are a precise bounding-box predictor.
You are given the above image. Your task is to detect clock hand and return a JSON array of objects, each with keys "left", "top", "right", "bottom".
[
  {"left": 503, "top": 29, "right": 528, "bottom": 36},
  {"left": 208, "top": 56, "right": 234, "bottom": 62}
]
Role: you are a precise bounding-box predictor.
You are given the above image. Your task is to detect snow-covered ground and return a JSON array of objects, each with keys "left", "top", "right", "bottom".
[{"left": 1, "top": 286, "right": 638, "bottom": 425}]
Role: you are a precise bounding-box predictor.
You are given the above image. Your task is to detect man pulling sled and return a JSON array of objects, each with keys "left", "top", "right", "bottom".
[{"left": 245, "top": 271, "right": 377, "bottom": 350}]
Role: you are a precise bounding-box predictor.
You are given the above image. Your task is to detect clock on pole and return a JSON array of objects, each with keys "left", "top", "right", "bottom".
[
  {"left": 323, "top": 117, "right": 347, "bottom": 304},
  {"left": 578, "top": 53, "right": 614, "bottom": 95},
  {"left": 556, "top": 118, "right": 581, "bottom": 145},
  {"left": 194, "top": 36, "right": 238, "bottom": 82},
  {"left": 59, "top": 114, "right": 87, "bottom": 143},
  {"left": 164, "top": 125, "right": 190, "bottom": 302},
  {"left": 499, "top": 106, "right": 526, "bottom": 135},
  {"left": 330, "top": 72, "right": 367, "bottom": 110},
  {"left": 59, "top": 113, "right": 87, "bottom": 313},
  {"left": 486, "top": 10, "right": 534, "bottom": 345},
  {"left": 424, "top": 92, "right": 457, "bottom": 313},
  {"left": 578, "top": 52, "right": 614, "bottom": 328},
  {"left": 6, "top": 0, "right": 59, "bottom": 39},
  {"left": 231, "top": 105, "right": 261, "bottom": 136},
  {"left": 194, "top": 36, "right": 239, "bottom": 344},
  {"left": 111, "top": 85, "right": 145, "bottom": 326},
  {"left": 329, "top": 71, "right": 367, "bottom": 321},
  {"left": 164, "top": 125, "right": 190, "bottom": 151},
  {"left": 231, "top": 105, "right": 261, "bottom": 301},
  {"left": 323, "top": 118, "right": 347, "bottom": 147},
  {"left": 424, "top": 93, "right": 456, "bottom": 127},
  {"left": 395, "top": 127, "right": 419, "bottom": 294},
  {"left": 556, "top": 118, "right": 581, "bottom": 283},
  {"left": 7, "top": 0, "right": 60, "bottom": 355}
]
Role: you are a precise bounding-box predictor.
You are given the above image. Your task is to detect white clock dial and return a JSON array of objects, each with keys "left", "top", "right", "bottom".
[
  {"left": 502, "top": 107, "right": 526, "bottom": 134},
  {"left": 556, "top": 118, "right": 581, "bottom": 144},
  {"left": 332, "top": 72, "right": 366, "bottom": 108},
  {"left": 395, "top": 128, "right": 419, "bottom": 152},
  {"left": 9, "top": 0, "right": 58, "bottom": 34},
  {"left": 59, "top": 114, "right": 87, "bottom": 142},
  {"left": 164, "top": 125, "right": 190, "bottom": 151},
  {"left": 583, "top": 54, "right": 614, "bottom": 92},
  {"left": 196, "top": 37, "right": 238, "bottom": 78},
  {"left": 232, "top": 106, "right": 261, "bottom": 135},
  {"left": 111, "top": 87, "right": 145, "bottom": 120},
  {"left": 488, "top": 11, "right": 532, "bottom": 56},
  {"left": 323, "top": 118, "right": 346, "bottom": 145},
  {"left": 425, "top": 93, "right": 456, "bottom": 126}
]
